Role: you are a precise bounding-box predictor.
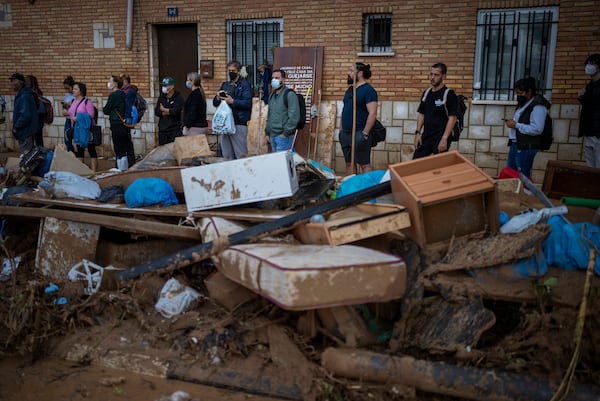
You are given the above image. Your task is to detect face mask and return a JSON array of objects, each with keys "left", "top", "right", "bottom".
[
  {"left": 185, "top": 81, "right": 192, "bottom": 90},
  {"left": 229, "top": 71, "right": 238, "bottom": 81},
  {"left": 107, "top": 81, "right": 113, "bottom": 89},
  {"left": 271, "top": 79, "right": 282, "bottom": 90},
  {"left": 585, "top": 63, "right": 598, "bottom": 76},
  {"left": 161, "top": 86, "right": 169, "bottom": 94},
  {"left": 516, "top": 95, "right": 527, "bottom": 106}
]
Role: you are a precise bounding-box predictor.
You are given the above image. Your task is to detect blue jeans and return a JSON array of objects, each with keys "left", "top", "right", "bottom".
[
  {"left": 507, "top": 142, "right": 538, "bottom": 178},
  {"left": 271, "top": 134, "right": 294, "bottom": 152}
]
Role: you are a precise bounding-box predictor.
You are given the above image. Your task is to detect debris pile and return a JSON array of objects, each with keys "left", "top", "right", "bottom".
[{"left": 0, "top": 145, "right": 599, "bottom": 401}]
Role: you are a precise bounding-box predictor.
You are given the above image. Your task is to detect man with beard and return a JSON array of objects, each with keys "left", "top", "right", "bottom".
[
  {"left": 413, "top": 62, "right": 458, "bottom": 159},
  {"left": 340, "top": 62, "right": 378, "bottom": 175}
]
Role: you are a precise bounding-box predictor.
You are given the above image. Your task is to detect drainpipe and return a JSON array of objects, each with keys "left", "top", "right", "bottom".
[{"left": 126, "top": 0, "right": 133, "bottom": 49}]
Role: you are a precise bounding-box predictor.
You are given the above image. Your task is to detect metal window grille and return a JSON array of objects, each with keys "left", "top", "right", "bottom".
[
  {"left": 364, "top": 14, "right": 392, "bottom": 53},
  {"left": 227, "top": 19, "right": 282, "bottom": 88},
  {"left": 474, "top": 7, "right": 559, "bottom": 101}
]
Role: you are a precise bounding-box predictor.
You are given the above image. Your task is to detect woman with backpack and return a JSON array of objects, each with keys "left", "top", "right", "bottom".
[
  {"left": 504, "top": 77, "right": 550, "bottom": 178},
  {"left": 24, "top": 75, "right": 45, "bottom": 147},
  {"left": 68, "top": 82, "right": 98, "bottom": 171}
]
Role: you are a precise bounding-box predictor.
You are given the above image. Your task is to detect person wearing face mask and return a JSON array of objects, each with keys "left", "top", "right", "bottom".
[
  {"left": 264, "top": 68, "right": 300, "bottom": 153},
  {"left": 504, "top": 77, "right": 550, "bottom": 178},
  {"left": 212, "top": 60, "right": 252, "bottom": 159},
  {"left": 182, "top": 72, "right": 208, "bottom": 136},
  {"left": 154, "top": 76, "right": 184, "bottom": 146},
  {"left": 103, "top": 75, "right": 130, "bottom": 170},
  {"left": 578, "top": 53, "right": 600, "bottom": 168}
]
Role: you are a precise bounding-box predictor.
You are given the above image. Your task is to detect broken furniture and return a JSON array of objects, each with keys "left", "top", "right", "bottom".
[
  {"left": 390, "top": 151, "right": 499, "bottom": 250},
  {"left": 181, "top": 150, "right": 299, "bottom": 211},
  {"left": 293, "top": 203, "right": 410, "bottom": 245},
  {"left": 542, "top": 160, "right": 600, "bottom": 200}
]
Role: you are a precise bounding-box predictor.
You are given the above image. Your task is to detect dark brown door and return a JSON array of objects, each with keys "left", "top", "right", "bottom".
[{"left": 156, "top": 24, "right": 197, "bottom": 97}]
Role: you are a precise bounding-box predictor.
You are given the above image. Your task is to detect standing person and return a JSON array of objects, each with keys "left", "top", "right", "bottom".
[
  {"left": 339, "top": 62, "right": 378, "bottom": 175},
  {"left": 103, "top": 75, "right": 131, "bottom": 171},
  {"left": 62, "top": 76, "right": 76, "bottom": 152},
  {"left": 154, "top": 76, "right": 183, "bottom": 146},
  {"left": 264, "top": 68, "right": 300, "bottom": 153},
  {"left": 413, "top": 62, "right": 458, "bottom": 160},
  {"left": 182, "top": 72, "right": 208, "bottom": 136},
  {"left": 8, "top": 72, "right": 39, "bottom": 155},
  {"left": 68, "top": 82, "right": 98, "bottom": 171},
  {"left": 120, "top": 73, "right": 137, "bottom": 167},
  {"left": 212, "top": 60, "right": 252, "bottom": 159},
  {"left": 578, "top": 53, "right": 600, "bottom": 168},
  {"left": 503, "top": 77, "right": 550, "bottom": 178},
  {"left": 257, "top": 61, "right": 272, "bottom": 104},
  {"left": 24, "top": 75, "right": 45, "bottom": 147}
]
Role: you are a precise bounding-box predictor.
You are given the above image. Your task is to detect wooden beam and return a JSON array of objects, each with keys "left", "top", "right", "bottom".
[{"left": 0, "top": 206, "right": 201, "bottom": 240}]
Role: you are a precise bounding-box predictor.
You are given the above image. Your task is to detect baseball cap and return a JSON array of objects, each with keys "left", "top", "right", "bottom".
[
  {"left": 9, "top": 72, "right": 25, "bottom": 82},
  {"left": 160, "top": 76, "right": 175, "bottom": 86}
]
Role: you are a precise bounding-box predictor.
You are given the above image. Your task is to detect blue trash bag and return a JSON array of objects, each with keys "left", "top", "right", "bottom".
[
  {"left": 336, "top": 170, "right": 386, "bottom": 200},
  {"left": 544, "top": 216, "right": 600, "bottom": 275},
  {"left": 124, "top": 178, "right": 179, "bottom": 208}
]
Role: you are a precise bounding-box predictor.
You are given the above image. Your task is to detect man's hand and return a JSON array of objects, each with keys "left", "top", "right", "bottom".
[
  {"left": 437, "top": 136, "right": 449, "bottom": 153},
  {"left": 413, "top": 132, "right": 422, "bottom": 148}
]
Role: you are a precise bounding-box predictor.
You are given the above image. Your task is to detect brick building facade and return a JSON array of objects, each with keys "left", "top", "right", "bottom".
[{"left": 0, "top": 0, "right": 597, "bottom": 181}]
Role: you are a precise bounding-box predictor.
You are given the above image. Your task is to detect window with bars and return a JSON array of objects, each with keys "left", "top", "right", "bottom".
[
  {"left": 0, "top": 3, "right": 12, "bottom": 27},
  {"left": 227, "top": 19, "right": 283, "bottom": 88},
  {"left": 473, "top": 7, "right": 559, "bottom": 101},
  {"left": 363, "top": 14, "right": 392, "bottom": 53}
]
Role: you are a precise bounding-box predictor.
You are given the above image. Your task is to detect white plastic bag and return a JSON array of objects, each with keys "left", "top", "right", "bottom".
[
  {"left": 39, "top": 171, "right": 101, "bottom": 200},
  {"left": 154, "top": 278, "right": 204, "bottom": 318},
  {"left": 211, "top": 101, "right": 235, "bottom": 135}
]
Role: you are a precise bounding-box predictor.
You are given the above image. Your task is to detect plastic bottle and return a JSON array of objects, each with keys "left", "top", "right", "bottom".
[
  {"left": 310, "top": 214, "right": 326, "bottom": 224},
  {"left": 500, "top": 206, "right": 568, "bottom": 234}
]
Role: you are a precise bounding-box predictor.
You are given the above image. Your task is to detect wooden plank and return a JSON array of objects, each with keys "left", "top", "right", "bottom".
[
  {"left": 0, "top": 206, "right": 201, "bottom": 240},
  {"left": 8, "top": 192, "right": 292, "bottom": 221},
  {"left": 93, "top": 166, "right": 186, "bottom": 193},
  {"left": 36, "top": 217, "right": 100, "bottom": 281}
]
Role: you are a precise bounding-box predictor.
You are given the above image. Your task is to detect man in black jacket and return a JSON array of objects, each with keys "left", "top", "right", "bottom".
[{"left": 154, "top": 76, "right": 184, "bottom": 146}]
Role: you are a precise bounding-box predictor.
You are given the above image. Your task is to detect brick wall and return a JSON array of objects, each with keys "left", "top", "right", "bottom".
[{"left": 0, "top": 0, "right": 597, "bottom": 177}]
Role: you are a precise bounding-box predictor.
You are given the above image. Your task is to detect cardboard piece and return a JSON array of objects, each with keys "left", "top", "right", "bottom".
[
  {"left": 50, "top": 145, "right": 93, "bottom": 175},
  {"left": 294, "top": 203, "right": 411, "bottom": 245},
  {"left": 204, "top": 271, "right": 258, "bottom": 311},
  {"left": 173, "top": 134, "right": 213, "bottom": 165}
]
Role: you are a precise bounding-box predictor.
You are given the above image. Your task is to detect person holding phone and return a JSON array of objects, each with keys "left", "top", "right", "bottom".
[{"left": 212, "top": 60, "right": 252, "bottom": 159}]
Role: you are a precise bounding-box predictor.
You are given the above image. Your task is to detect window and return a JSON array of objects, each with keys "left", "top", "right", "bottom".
[
  {"left": 227, "top": 19, "right": 283, "bottom": 88},
  {"left": 473, "top": 7, "right": 559, "bottom": 101},
  {"left": 363, "top": 14, "right": 392, "bottom": 54},
  {"left": 0, "top": 3, "right": 12, "bottom": 28}
]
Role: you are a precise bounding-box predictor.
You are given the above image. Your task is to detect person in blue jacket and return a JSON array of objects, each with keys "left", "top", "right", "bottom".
[
  {"left": 212, "top": 60, "right": 252, "bottom": 159},
  {"left": 9, "top": 72, "right": 39, "bottom": 155}
]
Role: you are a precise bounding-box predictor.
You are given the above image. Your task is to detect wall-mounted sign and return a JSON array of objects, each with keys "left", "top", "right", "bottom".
[{"left": 167, "top": 7, "right": 178, "bottom": 17}]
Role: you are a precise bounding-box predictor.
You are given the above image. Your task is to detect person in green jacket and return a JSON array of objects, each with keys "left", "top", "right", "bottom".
[
  {"left": 103, "top": 75, "right": 132, "bottom": 170},
  {"left": 264, "top": 69, "right": 300, "bottom": 152}
]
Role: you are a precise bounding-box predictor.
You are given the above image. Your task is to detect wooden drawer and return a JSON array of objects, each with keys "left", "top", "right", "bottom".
[{"left": 390, "top": 151, "right": 499, "bottom": 250}]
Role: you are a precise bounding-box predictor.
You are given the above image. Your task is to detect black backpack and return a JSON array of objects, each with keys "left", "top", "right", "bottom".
[
  {"left": 422, "top": 88, "right": 467, "bottom": 141},
  {"left": 282, "top": 87, "right": 307, "bottom": 130},
  {"left": 37, "top": 96, "right": 54, "bottom": 125},
  {"left": 134, "top": 91, "right": 147, "bottom": 123}
]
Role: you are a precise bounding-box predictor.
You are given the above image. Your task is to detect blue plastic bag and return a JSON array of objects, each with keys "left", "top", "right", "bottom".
[
  {"left": 336, "top": 170, "right": 386, "bottom": 200},
  {"left": 124, "top": 178, "right": 179, "bottom": 208}
]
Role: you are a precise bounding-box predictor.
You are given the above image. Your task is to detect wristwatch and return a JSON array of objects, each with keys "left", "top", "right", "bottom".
[
  {"left": 362, "top": 131, "right": 369, "bottom": 139},
  {"left": 415, "top": 130, "right": 422, "bottom": 135}
]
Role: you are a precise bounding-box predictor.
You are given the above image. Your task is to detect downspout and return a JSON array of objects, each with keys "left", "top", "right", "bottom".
[{"left": 126, "top": 0, "right": 133, "bottom": 49}]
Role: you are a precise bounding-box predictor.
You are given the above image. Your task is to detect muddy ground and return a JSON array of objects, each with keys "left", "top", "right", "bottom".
[{"left": 0, "top": 184, "right": 599, "bottom": 401}]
